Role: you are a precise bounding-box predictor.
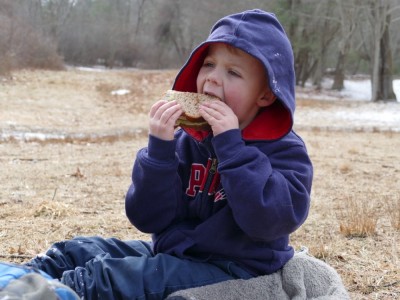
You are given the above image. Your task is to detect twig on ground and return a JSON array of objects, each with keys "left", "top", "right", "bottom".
[{"left": 0, "top": 254, "right": 32, "bottom": 259}]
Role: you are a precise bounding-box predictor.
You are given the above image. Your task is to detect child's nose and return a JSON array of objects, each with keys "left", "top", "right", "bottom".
[{"left": 206, "top": 70, "right": 221, "bottom": 85}]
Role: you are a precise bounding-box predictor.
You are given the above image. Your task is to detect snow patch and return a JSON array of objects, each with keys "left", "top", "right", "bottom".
[{"left": 111, "top": 89, "right": 130, "bottom": 96}]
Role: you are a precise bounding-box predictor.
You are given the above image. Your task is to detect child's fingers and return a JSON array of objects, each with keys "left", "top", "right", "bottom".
[
  {"left": 203, "top": 101, "right": 232, "bottom": 115},
  {"left": 200, "top": 101, "right": 232, "bottom": 119},
  {"left": 150, "top": 100, "right": 179, "bottom": 120},
  {"left": 169, "top": 107, "right": 184, "bottom": 125},
  {"left": 159, "top": 104, "right": 182, "bottom": 125},
  {"left": 199, "top": 101, "right": 238, "bottom": 136},
  {"left": 149, "top": 100, "right": 168, "bottom": 118},
  {"left": 200, "top": 106, "right": 223, "bottom": 123}
]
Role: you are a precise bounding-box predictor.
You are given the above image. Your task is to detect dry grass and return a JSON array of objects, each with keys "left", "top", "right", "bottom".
[
  {"left": 0, "top": 69, "right": 399, "bottom": 299},
  {"left": 290, "top": 129, "right": 400, "bottom": 299},
  {"left": 386, "top": 196, "right": 400, "bottom": 231},
  {"left": 338, "top": 196, "right": 379, "bottom": 238}
]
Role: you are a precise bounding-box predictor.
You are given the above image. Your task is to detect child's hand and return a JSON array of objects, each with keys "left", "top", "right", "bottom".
[
  {"left": 149, "top": 100, "right": 182, "bottom": 141},
  {"left": 199, "top": 101, "right": 239, "bottom": 136}
]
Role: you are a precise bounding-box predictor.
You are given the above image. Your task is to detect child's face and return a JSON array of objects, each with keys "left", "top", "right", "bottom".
[{"left": 196, "top": 43, "right": 275, "bottom": 129}]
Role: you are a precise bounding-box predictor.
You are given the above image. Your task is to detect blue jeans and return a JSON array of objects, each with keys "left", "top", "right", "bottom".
[{"left": 26, "top": 236, "right": 252, "bottom": 299}]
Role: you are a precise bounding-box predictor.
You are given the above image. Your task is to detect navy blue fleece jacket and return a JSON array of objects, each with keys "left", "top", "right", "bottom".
[{"left": 125, "top": 9, "right": 313, "bottom": 276}]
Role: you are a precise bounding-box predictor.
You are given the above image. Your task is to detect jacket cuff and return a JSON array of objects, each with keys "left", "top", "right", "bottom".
[
  {"left": 148, "top": 135, "right": 176, "bottom": 161},
  {"left": 212, "top": 129, "right": 245, "bottom": 162}
]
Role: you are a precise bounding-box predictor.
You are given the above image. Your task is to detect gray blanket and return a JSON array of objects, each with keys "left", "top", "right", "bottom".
[{"left": 166, "top": 250, "right": 349, "bottom": 300}]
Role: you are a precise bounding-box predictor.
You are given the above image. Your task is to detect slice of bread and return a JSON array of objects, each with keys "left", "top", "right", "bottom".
[{"left": 164, "top": 90, "right": 219, "bottom": 119}]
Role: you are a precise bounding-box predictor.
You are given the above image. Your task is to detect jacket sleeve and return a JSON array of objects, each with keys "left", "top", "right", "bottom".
[
  {"left": 212, "top": 129, "right": 313, "bottom": 241},
  {"left": 125, "top": 135, "right": 182, "bottom": 233}
]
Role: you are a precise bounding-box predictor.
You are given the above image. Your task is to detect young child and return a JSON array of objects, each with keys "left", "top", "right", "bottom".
[{"left": 8, "top": 9, "right": 313, "bottom": 299}]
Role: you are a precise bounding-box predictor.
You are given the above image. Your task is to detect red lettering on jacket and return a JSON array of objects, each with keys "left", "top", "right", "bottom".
[
  {"left": 186, "top": 159, "right": 221, "bottom": 198},
  {"left": 186, "top": 163, "right": 205, "bottom": 196}
]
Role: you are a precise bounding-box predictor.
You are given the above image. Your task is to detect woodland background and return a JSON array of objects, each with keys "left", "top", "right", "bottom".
[{"left": 0, "top": 0, "right": 399, "bottom": 102}]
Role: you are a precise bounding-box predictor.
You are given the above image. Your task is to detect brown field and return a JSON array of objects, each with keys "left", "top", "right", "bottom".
[{"left": 0, "top": 69, "right": 399, "bottom": 299}]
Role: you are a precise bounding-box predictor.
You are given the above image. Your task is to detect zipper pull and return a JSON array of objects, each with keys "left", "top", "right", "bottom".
[{"left": 209, "top": 158, "right": 218, "bottom": 174}]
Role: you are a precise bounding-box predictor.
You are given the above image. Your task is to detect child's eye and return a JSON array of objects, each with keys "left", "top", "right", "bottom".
[
  {"left": 203, "top": 61, "right": 214, "bottom": 68},
  {"left": 228, "top": 70, "right": 241, "bottom": 77}
]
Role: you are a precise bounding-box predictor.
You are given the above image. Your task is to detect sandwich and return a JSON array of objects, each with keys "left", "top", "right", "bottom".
[{"left": 164, "top": 90, "right": 220, "bottom": 130}]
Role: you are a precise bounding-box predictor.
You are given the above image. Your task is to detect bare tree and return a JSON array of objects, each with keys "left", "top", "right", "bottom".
[
  {"left": 310, "top": 1, "right": 340, "bottom": 89},
  {"left": 280, "top": 1, "right": 340, "bottom": 87},
  {"left": 279, "top": 0, "right": 314, "bottom": 87},
  {"left": 0, "top": 0, "right": 63, "bottom": 74},
  {"left": 41, "top": 0, "right": 74, "bottom": 43},
  {"left": 156, "top": 0, "right": 196, "bottom": 63},
  {"left": 331, "top": 0, "right": 360, "bottom": 91},
  {"left": 363, "top": 0, "right": 398, "bottom": 101}
]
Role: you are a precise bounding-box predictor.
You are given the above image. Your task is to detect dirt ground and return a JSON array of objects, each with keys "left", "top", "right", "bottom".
[{"left": 0, "top": 69, "right": 399, "bottom": 299}]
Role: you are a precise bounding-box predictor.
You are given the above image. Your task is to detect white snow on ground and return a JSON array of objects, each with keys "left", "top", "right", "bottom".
[
  {"left": 295, "top": 79, "right": 400, "bottom": 132},
  {"left": 111, "top": 89, "right": 130, "bottom": 96},
  {"left": 72, "top": 65, "right": 108, "bottom": 72},
  {"left": 320, "top": 78, "right": 400, "bottom": 101},
  {"left": 339, "top": 79, "right": 372, "bottom": 100}
]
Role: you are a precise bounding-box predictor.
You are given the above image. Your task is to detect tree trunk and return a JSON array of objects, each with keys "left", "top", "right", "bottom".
[
  {"left": 377, "top": 12, "right": 396, "bottom": 101},
  {"left": 370, "top": 2, "right": 381, "bottom": 102},
  {"left": 370, "top": 1, "right": 397, "bottom": 102},
  {"left": 332, "top": 51, "right": 345, "bottom": 90}
]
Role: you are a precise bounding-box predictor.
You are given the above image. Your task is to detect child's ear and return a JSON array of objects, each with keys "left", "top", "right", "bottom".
[{"left": 257, "top": 88, "right": 276, "bottom": 107}]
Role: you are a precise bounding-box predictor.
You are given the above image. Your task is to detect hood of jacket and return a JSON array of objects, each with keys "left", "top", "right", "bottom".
[{"left": 172, "top": 9, "right": 295, "bottom": 141}]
